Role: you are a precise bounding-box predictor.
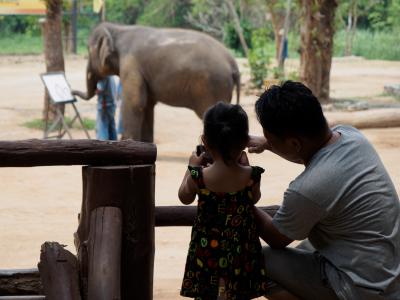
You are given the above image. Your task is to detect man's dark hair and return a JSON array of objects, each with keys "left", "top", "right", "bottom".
[
  {"left": 255, "top": 81, "right": 328, "bottom": 138},
  {"left": 204, "top": 101, "right": 249, "bottom": 164}
]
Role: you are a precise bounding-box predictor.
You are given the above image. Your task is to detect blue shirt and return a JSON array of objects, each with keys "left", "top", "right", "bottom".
[{"left": 97, "top": 76, "right": 117, "bottom": 109}]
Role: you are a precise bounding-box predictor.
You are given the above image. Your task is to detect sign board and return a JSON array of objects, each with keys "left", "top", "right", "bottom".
[
  {"left": 0, "top": 0, "right": 46, "bottom": 15},
  {"left": 40, "top": 72, "right": 76, "bottom": 104}
]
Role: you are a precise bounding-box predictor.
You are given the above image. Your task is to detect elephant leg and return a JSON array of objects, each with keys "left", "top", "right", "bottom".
[
  {"left": 141, "top": 102, "right": 155, "bottom": 143},
  {"left": 120, "top": 67, "right": 147, "bottom": 141}
]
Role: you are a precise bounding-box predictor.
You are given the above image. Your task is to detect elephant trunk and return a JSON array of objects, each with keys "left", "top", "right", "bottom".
[{"left": 72, "top": 62, "right": 100, "bottom": 100}]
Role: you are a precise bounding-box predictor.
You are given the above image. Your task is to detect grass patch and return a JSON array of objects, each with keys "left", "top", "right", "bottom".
[
  {"left": 0, "top": 31, "right": 89, "bottom": 55},
  {"left": 334, "top": 29, "right": 400, "bottom": 60},
  {"left": 1, "top": 29, "right": 399, "bottom": 60},
  {"left": 22, "top": 117, "right": 95, "bottom": 131}
]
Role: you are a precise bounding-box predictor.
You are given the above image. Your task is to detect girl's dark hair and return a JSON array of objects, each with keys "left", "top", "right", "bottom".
[
  {"left": 203, "top": 101, "right": 249, "bottom": 164},
  {"left": 255, "top": 81, "right": 328, "bottom": 138}
]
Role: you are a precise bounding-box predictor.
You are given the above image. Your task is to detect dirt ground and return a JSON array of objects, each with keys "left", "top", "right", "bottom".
[{"left": 0, "top": 55, "right": 399, "bottom": 299}]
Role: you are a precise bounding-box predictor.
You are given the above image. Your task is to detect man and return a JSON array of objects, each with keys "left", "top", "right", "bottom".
[
  {"left": 248, "top": 81, "right": 400, "bottom": 299},
  {"left": 96, "top": 76, "right": 118, "bottom": 140}
]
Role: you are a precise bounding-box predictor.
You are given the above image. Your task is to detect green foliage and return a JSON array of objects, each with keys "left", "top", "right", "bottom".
[
  {"left": 106, "top": 0, "right": 146, "bottom": 24},
  {"left": 137, "top": 0, "right": 192, "bottom": 27},
  {"left": 22, "top": 117, "right": 95, "bottom": 131},
  {"left": 248, "top": 28, "right": 271, "bottom": 88},
  {"left": 0, "top": 15, "right": 42, "bottom": 36},
  {"left": 334, "top": 29, "right": 400, "bottom": 60},
  {"left": 387, "top": 0, "right": 400, "bottom": 29},
  {"left": 223, "top": 20, "right": 253, "bottom": 57}
]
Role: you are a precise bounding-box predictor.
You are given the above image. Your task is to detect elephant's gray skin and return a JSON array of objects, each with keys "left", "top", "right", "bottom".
[{"left": 73, "top": 22, "right": 240, "bottom": 142}]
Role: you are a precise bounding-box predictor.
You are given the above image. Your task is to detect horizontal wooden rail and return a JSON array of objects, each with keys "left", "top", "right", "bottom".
[
  {"left": 0, "top": 268, "right": 42, "bottom": 296},
  {"left": 0, "top": 205, "right": 278, "bottom": 297},
  {"left": 154, "top": 205, "right": 279, "bottom": 226},
  {"left": 0, "top": 296, "right": 45, "bottom": 299},
  {"left": 0, "top": 139, "right": 156, "bottom": 167}
]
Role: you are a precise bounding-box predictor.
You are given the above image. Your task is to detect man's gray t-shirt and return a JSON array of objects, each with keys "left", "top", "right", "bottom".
[{"left": 272, "top": 125, "right": 400, "bottom": 297}]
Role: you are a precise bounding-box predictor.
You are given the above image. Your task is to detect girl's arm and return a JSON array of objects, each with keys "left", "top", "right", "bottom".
[
  {"left": 239, "top": 152, "right": 262, "bottom": 204},
  {"left": 178, "top": 152, "right": 205, "bottom": 205},
  {"left": 178, "top": 169, "right": 198, "bottom": 204},
  {"left": 251, "top": 182, "right": 261, "bottom": 204}
]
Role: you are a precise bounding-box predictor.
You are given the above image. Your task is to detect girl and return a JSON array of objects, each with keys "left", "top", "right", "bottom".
[{"left": 179, "top": 102, "right": 268, "bottom": 300}]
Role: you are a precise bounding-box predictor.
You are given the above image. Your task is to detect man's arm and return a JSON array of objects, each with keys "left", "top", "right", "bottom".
[
  {"left": 253, "top": 206, "right": 293, "bottom": 249},
  {"left": 247, "top": 135, "right": 271, "bottom": 153}
]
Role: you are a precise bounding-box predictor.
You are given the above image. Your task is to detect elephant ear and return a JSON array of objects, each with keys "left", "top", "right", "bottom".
[{"left": 98, "top": 27, "right": 115, "bottom": 68}]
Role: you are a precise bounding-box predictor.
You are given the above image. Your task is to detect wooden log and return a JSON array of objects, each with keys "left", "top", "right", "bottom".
[
  {"left": 327, "top": 108, "right": 400, "bottom": 129},
  {"left": 155, "top": 205, "right": 280, "bottom": 226},
  {"left": 0, "top": 269, "right": 42, "bottom": 296},
  {"left": 0, "top": 140, "right": 156, "bottom": 167},
  {"left": 37, "top": 242, "right": 81, "bottom": 300},
  {"left": 0, "top": 297, "right": 45, "bottom": 299},
  {"left": 87, "top": 207, "right": 122, "bottom": 300},
  {"left": 75, "top": 165, "right": 155, "bottom": 300}
]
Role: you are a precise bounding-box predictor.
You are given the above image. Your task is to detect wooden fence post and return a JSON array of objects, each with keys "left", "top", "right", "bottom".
[
  {"left": 37, "top": 242, "right": 81, "bottom": 300},
  {"left": 87, "top": 207, "right": 122, "bottom": 300},
  {"left": 75, "top": 165, "right": 155, "bottom": 300}
]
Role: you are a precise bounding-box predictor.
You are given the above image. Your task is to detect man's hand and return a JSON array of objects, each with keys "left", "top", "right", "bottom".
[{"left": 247, "top": 135, "right": 269, "bottom": 153}]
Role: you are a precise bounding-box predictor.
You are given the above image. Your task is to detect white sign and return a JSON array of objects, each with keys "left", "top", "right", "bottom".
[{"left": 41, "top": 72, "right": 76, "bottom": 103}]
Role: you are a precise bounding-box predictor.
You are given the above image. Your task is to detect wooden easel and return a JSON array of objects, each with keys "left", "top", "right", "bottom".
[
  {"left": 43, "top": 100, "right": 90, "bottom": 139},
  {"left": 41, "top": 72, "right": 91, "bottom": 139}
]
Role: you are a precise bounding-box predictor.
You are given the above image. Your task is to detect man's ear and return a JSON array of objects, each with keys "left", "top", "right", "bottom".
[{"left": 288, "top": 137, "right": 302, "bottom": 153}]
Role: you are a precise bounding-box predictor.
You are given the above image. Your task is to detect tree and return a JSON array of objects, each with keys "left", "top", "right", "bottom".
[
  {"left": 298, "top": 0, "right": 337, "bottom": 103},
  {"left": 265, "top": 0, "right": 285, "bottom": 59},
  {"left": 337, "top": 0, "right": 380, "bottom": 56},
  {"left": 42, "top": 0, "right": 65, "bottom": 123},
  {"left": 226, "top": 0, "right": 250, "bottom": 57},
  {"left": 186, "top": 0, "right": 231, "bottom": 39}
]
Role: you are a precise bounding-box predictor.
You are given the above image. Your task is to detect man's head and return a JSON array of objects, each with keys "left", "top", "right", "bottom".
[{"left": 255, "top": 81, "right": 330, "bottom": 164}]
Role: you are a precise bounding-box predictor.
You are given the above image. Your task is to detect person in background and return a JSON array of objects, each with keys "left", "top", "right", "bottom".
[
  {"left": 117, "top": 80, "right": 124, "bottom": 138},
  {"left": 96, "top": 75, "right": 118, "bottom": 140}
]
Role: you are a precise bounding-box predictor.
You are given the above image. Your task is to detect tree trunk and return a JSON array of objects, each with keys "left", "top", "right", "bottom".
[
  {"left": 345, "top": 0, "right": 357, "bottom": 56},
  {"left": 266, "top": 1, "right": 284, "bottom": 60},
  {"left": 63, "top": 19, "right": 72, "bottom": 53},
  {"left": 226, "top": 0, "right": 249, "bottom": 58},
  {"left": 327, "top": 108, "right": 400, "bottom": 129},
  {"left": 299, "top": 0, "right": 337, "bottom": 103},
  {"left": 42, "top": 0, "right": 65, "bottom": 123},
  {"left": 37, "top": 242, "right": 81, "bottom": 300}
]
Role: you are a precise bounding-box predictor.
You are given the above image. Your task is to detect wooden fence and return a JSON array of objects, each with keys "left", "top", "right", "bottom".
[{"left": 0, "top": 140, "right": 278, "bottom": 300}]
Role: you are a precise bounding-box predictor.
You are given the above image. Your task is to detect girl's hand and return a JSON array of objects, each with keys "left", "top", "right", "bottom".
[{"left": 188, "top": 151, "right": 205, "bottom": 166}]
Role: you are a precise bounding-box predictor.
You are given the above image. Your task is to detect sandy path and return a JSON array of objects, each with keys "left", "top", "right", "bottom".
[{"left": 0, "top": 55, "right": 399, "bottom": 299}]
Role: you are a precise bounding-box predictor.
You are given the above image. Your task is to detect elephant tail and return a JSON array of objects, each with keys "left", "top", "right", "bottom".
[{"left": 233, "top": 71, "right": 241, "bottom": 104}]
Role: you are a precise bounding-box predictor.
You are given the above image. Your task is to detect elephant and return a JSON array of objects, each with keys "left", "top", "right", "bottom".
[{"left": 73, "top": 22, "right": 240, "bottom": 142}]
